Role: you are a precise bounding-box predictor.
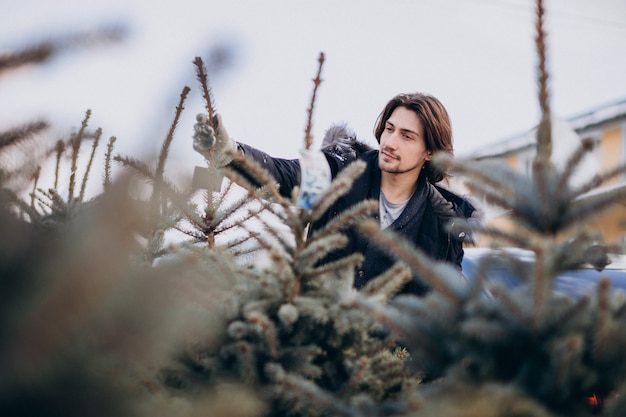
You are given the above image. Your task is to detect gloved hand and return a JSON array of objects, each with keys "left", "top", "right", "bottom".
[{"left": 193, "top": 113, "right": 239, "bottom": 167}]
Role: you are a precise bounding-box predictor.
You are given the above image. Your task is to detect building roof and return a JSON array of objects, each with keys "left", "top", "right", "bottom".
[{"left": 467, "top": 97, "right": 626, "bottom": 159}]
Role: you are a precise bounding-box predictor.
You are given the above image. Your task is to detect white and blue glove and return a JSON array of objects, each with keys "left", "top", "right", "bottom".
[{"left": 193, "top": 113, "right": 239, "bottom": 167}]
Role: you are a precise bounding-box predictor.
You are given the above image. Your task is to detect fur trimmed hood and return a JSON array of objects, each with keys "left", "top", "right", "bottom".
[{"left": 320, "top": 123, "right": 374, "bottom": 162}]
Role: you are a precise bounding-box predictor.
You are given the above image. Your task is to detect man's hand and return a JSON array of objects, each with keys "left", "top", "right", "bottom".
[{"left": 193, "top": 113, "right": 238, "bottom": 167}]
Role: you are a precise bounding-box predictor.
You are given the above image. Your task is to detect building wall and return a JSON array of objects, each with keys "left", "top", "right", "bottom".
[
  {"left": 599, "top": 125, "right": 623, "bottom": 186},
  {"left": 472, "top": 117, "right": 626, "bottom": 251}
]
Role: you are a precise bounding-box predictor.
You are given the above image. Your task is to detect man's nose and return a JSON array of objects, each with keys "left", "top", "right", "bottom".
[{"left": 386, "top": 132, "right": 401, "bottom": 148}]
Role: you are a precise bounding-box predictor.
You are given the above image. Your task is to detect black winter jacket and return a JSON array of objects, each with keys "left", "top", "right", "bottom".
[{"left": 233, "top": 143, "right": 477, "bottom": 296}]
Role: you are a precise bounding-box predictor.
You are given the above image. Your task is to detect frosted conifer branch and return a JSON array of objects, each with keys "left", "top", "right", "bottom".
[
  {"left": 303, "top": 52, "right": 325, "bottom": 150},
  {"left": 54, "top": 139, "right": 65, "bottom": 189},
  {"left": 434, "top": 154, "right": 519, "bottom": 201},
  {"left": 565, "top": 183, "right": 626, "bottom": 231},
  {"left": 360, "top": 262, "right": 412, "bottom": 302},
  {"left": 193, "top": 57, "right": 216, "bottom": 124},
  {"left": 554, "top": 137, "right": 595, "bottom": 199},
  {"left": 79, "top": 127, "right": 102, "bottom": 201},
  {"left": 2, "top": 188, "right": 41, "bottom": 221},
  {"left": 297, "top": 233, "right": 348, "bottom": 273},
  {"left": 0, "top": 26, "right": 125, "bottom": 74},
  {"left": 68, "top": 110, "right": 91, "bottom": 202},
  {"left": 358, "top": 219, "right": 463, "bottom": 306},
  {"left": 304, "top": 252, "right": 364, "bottom": 280},
  {"left": 534, "top": 0, "right": 552, "bottom": 164},
  {"left": 156, "top": 86, "right": 190, "bottom": 182},
  {"left": 486, "top": 286, "right": 527, "bottom": 322},
  {"left": 309, "top": 159, "right": 366, "bottom": 223},
  {"left": 103, "top": 137, "right": 116, "bottom": 190},
  {"left": 594, "top": 278, "right": 611, "bottom": 361},
  {"left": 543, "top": 296, "right": 590, "bottom": 337},
  {"left": 46, "top": 188, "right": 68, "bottom": 216},
  {"left": 532, "top": 244, "right": 548, "bottom": 331},
  {"left": 569, "top": 163, "right": 626, "bottom": 201},
  {"left": 0, "top": 120, "right": 48, "bottom": 150},
  {"left": 311, "top": 199, "right": 378, "bottom": 240}
]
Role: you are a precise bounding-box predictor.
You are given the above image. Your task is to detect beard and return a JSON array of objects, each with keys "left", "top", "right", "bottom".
[{"left": 378, "top": 152, "right": 422, "bottom": 175}]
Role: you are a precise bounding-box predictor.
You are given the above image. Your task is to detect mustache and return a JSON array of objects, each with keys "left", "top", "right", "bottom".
[{"left": 381, "top": 147, "right": 398, "bottom": 158}]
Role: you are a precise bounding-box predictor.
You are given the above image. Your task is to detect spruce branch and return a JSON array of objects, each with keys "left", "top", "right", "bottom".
[
  {"left": 304, "top": 253, "right": 364, "bottom": 281},
  {"left": 265, "top": 366, "right": 356, "bottom": 417},
  {"left": 554, "top": 137, "right": 595, "bottom": 200},
  {"left": 358, "top": 219, "right": 463, "bottom": 306},
  {"left": 68, "top": 110, "right": 91, "bottom": 202},
  {"left": 594, "top": 278, "right": 612, "bottom": 361},
  {"left": 303, "top": 52, "right": 325, "bottom": 150},
  {"left": 0, "top": 26, "right": 125, "bottom": 75},
  {"left": 54, "top": 139, "right": 65, "bottom": 190},
  {"left": 449, "top": 218, "right": 532, "bottom": 249},
  {"left": 357, "top": 297, "right": 447, "bottom": 368},
  {"left": 297, "top": 233, "right": 349, "bottom": 274},
  {"left": 33, "top": 188, "right": 55, "bottom": 215},
  {"left": 193, "top": 56, "right": 217, "bottom": 124},
  {"left": 103, "top": 136, "right": 116, "bottom": 190},
  {"left": 30, "top": 165, "right": 41, "bottom": 209},
  {"left": 114, "top": 154, "right": 156, "bottom": 182},
  {"left": 542, "top": 296, "right": 590, "bottom": 338},
  {"left": 79, "top": 127, "right": 102, "bottom": 201},
  {"left": 534, "top": 0, "right": 552, "bottom": 164},
  {"left": 309, "top": 159, "right": 366, "bottom": 223},
  {"left": 532, "top": 243, "right": 548, "bottom": 331},
  {"left": 565, "top": 182, "right": 626, "bottom": 232},
  {"left": 193, "top": 56, "right": 221, "bottom": 229},
  {"left": 3, "top": 188, "right": 42, "bottom": 222},
  {"left": 156, "top": 86, "right": 190, "bottom": 182},
  {"left": 435, "top": 154, "right": 520, "bottom": 202},
  {"left": 531, "top": 159, "right": 552, "bottom": 234},
  {"left": 312, "top": 199, "right": 378, "bottom": 240},
  {"left": 0, "top": 120, "right": 49, "bottom": 150},
  {"left": 360, "top": 262, "right": 413, "bottom": 302},
  {"left": 460, "top": 317, "right": 511, "bottom": 342},
  {"left": 240, "top": 221, "right": 292, "bottom": 260},
  {"left": 569, "top": 162, "right": 626, "bottom": 201},
  {"left": 213, "top": 176, "right": 236, "bottom": 208},
  {"left": 550, "top": 335, "right": 584, "bottom": 396},
  {"left": 223, "top": 157, "right": 303, "bottom": 236},
  {"left": 257, "top": 215, "right": 295, "bottom": 254},
  {"left": 339, "top": 357, "right": 369, "bottom": 397},
  {"left": 488, "top": 286, "right": 527, "bottom": 323}
]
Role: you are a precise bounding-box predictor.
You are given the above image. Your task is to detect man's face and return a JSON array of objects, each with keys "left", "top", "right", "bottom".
[{"left": 378, "top": 106, "right": 431, "bottom": 176}]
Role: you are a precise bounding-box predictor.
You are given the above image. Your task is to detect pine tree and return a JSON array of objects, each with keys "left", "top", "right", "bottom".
[
  {"left": 352, "top": 2, "right": 626, "bottom": 416},
  {"left": 159, "top": 55, "right": 420, "bottom": 417},
  {"left": 4, "top": 1, "right": 626, "bottom": 416}
]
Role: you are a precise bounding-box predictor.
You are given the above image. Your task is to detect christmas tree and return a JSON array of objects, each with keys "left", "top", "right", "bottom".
[{"left": 3, "top": 1, "right": 626, "bottom": 416}]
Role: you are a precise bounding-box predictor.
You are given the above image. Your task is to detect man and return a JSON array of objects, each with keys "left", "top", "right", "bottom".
[{"left": 193, "top": 92, "right": 478, "bottom": 296}]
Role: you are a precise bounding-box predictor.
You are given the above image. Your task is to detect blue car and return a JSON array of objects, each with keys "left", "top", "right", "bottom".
[{"left": 461, "top": 247, "right": 626, "bottom": 298}]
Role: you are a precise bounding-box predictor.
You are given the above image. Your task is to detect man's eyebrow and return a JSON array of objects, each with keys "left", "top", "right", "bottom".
[{"left": 386, "top": 120, "right": 419, "bottom": 137}]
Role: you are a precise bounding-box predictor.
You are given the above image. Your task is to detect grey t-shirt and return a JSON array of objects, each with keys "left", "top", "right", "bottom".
[{"left": 379, "top": 191, "right": 410, "bottom": 229}]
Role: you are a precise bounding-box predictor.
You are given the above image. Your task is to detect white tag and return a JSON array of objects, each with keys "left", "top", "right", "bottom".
[{"left": 296, "top": 148, "right": 331, "bottom": 209}]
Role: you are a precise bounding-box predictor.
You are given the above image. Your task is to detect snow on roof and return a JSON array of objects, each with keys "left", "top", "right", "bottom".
[
  {"left": 568, "top": 98, "right": 626, "bottom": 131},
  {"left": 467, "top": 97, "right": 626, "bottom": 159}
]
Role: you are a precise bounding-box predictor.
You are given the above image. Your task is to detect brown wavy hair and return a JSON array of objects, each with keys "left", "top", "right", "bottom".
[{"left": 374, "top": 92, "right": 453, "bottom": 183}]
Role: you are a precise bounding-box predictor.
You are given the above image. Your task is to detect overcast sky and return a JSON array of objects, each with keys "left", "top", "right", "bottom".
[{"left": 2, "top": 0, "right": 626, "bottom": 175}]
